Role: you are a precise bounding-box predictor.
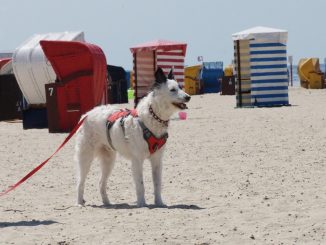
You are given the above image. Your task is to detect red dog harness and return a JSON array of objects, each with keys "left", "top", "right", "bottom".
[{"left": 106, "top": 109, "right": 168, "bottom": 154}]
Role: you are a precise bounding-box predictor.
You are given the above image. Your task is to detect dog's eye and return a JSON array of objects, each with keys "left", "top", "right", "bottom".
[{"left": 170, "top": 88, "right": 177, "bottom": 92}]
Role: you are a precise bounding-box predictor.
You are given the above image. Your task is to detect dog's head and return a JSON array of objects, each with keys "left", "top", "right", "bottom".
[{"left": 152, "top": 67, "right": 191, "bottom": 112}]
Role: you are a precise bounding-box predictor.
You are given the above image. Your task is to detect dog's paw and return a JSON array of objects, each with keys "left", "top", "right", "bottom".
[
  {"left": 76, "top": 199, "right": 86, "bottom": 207},
  {"left": 137, "top": 201, "right": 148, "bottom": 208},
  {"left": 76, "top": 203, "right": 85, "bottom": 208},
  {"left": 154, "top": 197, "right": 166, "bottom": 207},
  {"left": 102, "top": 200, "right": 111, "bottom": 206},
  {"left": 155, "top": 201, "right": 167, "bottom": 208}
]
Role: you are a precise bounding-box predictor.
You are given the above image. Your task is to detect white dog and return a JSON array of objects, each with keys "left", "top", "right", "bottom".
[{"left": 74, "top": 67, "right": 191, "bottom": 207}]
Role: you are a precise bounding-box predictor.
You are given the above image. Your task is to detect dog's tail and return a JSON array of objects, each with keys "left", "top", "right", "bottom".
[{"left": 75, "top": 114, "right": 88, "bottom": 135}]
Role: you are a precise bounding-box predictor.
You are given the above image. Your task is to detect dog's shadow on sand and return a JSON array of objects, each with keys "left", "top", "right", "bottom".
[
  {"left": 0, "top": 220, "right": 59, "bottom": 228},
  {"left": 90, "top": 203, "right": 204, "bottom": 210}
]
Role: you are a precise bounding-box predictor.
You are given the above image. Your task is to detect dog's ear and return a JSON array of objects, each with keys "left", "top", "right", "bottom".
[
  {"left": 155, "top": 67, "right": 167, "bottom": 84},
  {"left": 167, "top": 67, "right": 174, "bottom": 80}
]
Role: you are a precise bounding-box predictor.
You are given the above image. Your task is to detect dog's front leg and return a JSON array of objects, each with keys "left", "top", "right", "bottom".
[
  {"left": 150, "top": 153, "right": 165, "bottom": 207},
  {"left": 131, "top": 159, "right": 146, "bottom": 207}
]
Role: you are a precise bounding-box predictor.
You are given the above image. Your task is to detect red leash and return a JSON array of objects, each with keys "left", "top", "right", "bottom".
[{"left": 0, "top": 116, "right": 87, "bottom": 197}]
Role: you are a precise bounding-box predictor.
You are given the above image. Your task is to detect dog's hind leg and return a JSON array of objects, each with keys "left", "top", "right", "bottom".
[
  {"left": 98, "top": 146, "right": 116, "bottom": 206},
  {"left": 131, "top": 159, "right": 146, "bottom": 207},
  {"left": 75, "top": 139, "right": 94, "bottom": 206},
  {"left": 150, "top": 153, "right": 165, "bottom": 207}
]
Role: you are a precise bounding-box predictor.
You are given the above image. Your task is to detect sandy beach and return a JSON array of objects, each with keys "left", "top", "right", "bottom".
[{"left": 1, "top": 87, "right": 326, "bottom": 244}]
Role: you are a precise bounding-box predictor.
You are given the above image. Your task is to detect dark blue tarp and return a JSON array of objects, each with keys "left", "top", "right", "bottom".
[{"left": 200, "top": 61, "right": 223, "bottom": 93}]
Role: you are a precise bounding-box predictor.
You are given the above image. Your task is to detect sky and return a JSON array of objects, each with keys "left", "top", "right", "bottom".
[{"left": 1, "top": 0, "right": 326, "bottom": 70}]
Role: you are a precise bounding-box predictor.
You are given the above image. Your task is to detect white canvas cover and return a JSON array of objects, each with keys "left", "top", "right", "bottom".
[
  {"left": 12, "top": 31, "right": 85, "bottom": 105},
  {"left": 232, "top": 26, "right": 288, "bottom": 43}
]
